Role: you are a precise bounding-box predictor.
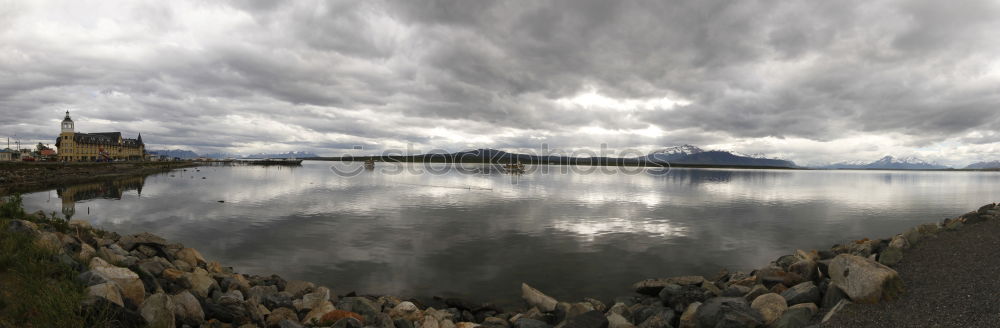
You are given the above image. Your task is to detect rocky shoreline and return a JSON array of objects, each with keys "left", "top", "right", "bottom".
[
  {"left": 0, "top": 161, "right": 198, "bottom": 196},
  {"left": 5, "top": 202, "right": 998, "bottom": 328}
]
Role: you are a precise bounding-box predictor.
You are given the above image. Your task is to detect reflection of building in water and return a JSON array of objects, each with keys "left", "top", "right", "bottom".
[{"left": 58, "top": 175, "right": 146, "bottom": 219}]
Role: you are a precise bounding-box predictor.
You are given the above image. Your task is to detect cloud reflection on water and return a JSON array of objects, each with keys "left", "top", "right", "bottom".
[{"left": 19, "top": 162, "right": 1000, "bottom": 305}]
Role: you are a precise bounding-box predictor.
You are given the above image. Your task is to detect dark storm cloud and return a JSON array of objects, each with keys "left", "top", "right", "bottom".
[{"left": 2, "top": 0, "right": 1000, "bottom": 165}]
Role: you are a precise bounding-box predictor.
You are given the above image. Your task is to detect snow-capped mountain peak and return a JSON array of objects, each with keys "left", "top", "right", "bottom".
[
  {"left": 873, "top": 155, "right": 930, "bottom": 165},
  {"left": 731, "top": 151, "right": 768, "bottom": 159},
  {"left": 823, "top": 155, "right": 948, "bottom": 169},
  {"left": 649, "top": 144, "right": 704, "bottom": 156},
  {"left": 832, "top": 159, "right": 870, "bottom": 166}
]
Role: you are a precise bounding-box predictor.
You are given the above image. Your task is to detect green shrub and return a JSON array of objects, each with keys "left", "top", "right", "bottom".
[{"left": 0, "top": 194, "right": 26, "bottom": 220}]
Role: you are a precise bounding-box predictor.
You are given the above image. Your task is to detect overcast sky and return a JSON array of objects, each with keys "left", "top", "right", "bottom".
[{"left": 2, "top": 0, "right": 999, "bottom": 166}]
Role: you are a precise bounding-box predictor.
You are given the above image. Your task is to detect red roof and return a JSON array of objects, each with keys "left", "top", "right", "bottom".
[{"left": 40, "top": 149, "right": 56, "bottom": 156}]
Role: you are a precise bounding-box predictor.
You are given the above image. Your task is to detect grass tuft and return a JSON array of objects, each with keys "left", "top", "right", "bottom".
[{"left": 0, "top": 195, "right": 115, "bottom": 327}]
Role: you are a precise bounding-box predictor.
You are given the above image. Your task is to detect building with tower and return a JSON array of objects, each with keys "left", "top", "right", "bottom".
[{"left": 55, "top": 111, "right": 147, "bottom": 161}]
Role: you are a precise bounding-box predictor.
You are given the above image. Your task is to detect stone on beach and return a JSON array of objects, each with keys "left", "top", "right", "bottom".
[
  {"left": 749, "top": 293, "right": 787, "bottom": 325},
  {"left": 170, "top": 290, "right": 205, "bottom": 326},
  {"left": 175, "top": 247, "right": 207, "bottom": 266},
  {"left": 743, "top": 284, "right": 769, "bottom": 303},
  {"left": 338, "top": 296, "right": 381, "bottom": 323},
  {"left": 266, "top": 307, "right": 299, "bottom": 328},
  {"left": 821, "top": 282, "right": 847, "bottom": 308},
  {"left": 695, "top": 297, "right": 763, "bottom": 328},
  {"left": 390, "top": 301, "right": 425, "bottom": 322},
  {"left": 828, "top": 254, "right": 904, "bottom": 304},
  {"left": 787, "top": 302, "right": 817, "bottom": 316},
  {"left": 87, "top": 264, "right": 146, "bottom": 306},
  {"left": 757, "top": 268, "right": 806, "bottom": 288},
  {"left": 562, "top": 310, "right": 608, "bottom": 328},
  {"left": 632, "top": 276, "right": 705, "bottom": 295},
  {"left": 284, "top": 280, "right": 315, "bottom": 298},
  {"left": 787, "top": 259, "right": 817, "bottom": 281},
  {"left": 7, "top": 219, "right": 40, "bottom": 236},
  {"left": 779, "top": 281, "right": 820, "bottom": 306},
  {"left": 78, "top": 243, "right": 97, "bottom": 262},
  {"left": 771, "top": 306, "right": 812, "bottom": 328},
  {"left": 119, "top": 232, "right": 167, "bottom": 251},
  {"left": 605, "top": 313, "right": 632, "bottom": 328},
  {"left": 140, "top": 292, "right": 175, "bottom": 328},
  {"left": 521, "top": 283, "right": 558, "bottom": 312},
  {"left": 84, "top": 282, "right": 124, "bottom": 308},
  {"left": 877, "top": 246, "right": 904, "bottom": 267},
  {"left": 302, "top": 301, "right": 337, "bottom": 325},
  {"left": 184, "top": 268, "right": 219, "bottom": 299},
  {"left": 677, "top": 302, "right": 700, "bottom": 328},
  {"left": 657, "top": 283, "right": 709, "bottom": 312},
  {"left": 294, "top": 286, "right": 331, "bottom": 311},
  {"left": 320, "top": 310, "right": 366, "bottom": 326}
]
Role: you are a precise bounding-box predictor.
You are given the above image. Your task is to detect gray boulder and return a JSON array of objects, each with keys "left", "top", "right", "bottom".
[
  {"left": 779, "top": 282, "right": 820, "bottom": 306},
  {"left": 695, "top": 297, "right": 763, "bottom": 328},
  {"left": 821, "top": 282, "right": 847, "bottom": 308},
  {"left": 119, "top": 232, "right": 167, "bottom": 251},
  {"left": 7, "top": 220, "right": 40, "bottom": 236},
  {"left": 295, "top": 286, "right": 331, "bottom": 311},
  {"left": 562, "top": 310, "right": 609, "bottom": 328},
  {"left": 771, "top": 307, "right": 811, "bottom": 328},
  {"left": 749, "top": 293, "right": 786, "bottom": 325},
  {"left": 678, "top": 302, "right": 700, "bottom": 328},
  {"left": 743, "top": 285, "right": 769, "bottom": 303},
  {"left": 338, "top": 296, "right": 381, "bottom": 323},
  {"left": 721, "top": 285, "right": 750, "bottom": 297},
  {"left": 514, "top": 318, "right": 551, "bottom": 328},
  {"left": 84, "top": 282, "right": 124, "bottom": 308},
  {"left": 248, "top": 285, "right": 278, "bottom": 304},
  {"left": 283, "top": 280, "right": 315, "bottom": 298},
  {"left": 877, "top": 247, "right": 903, "bottom": 267},
  {"left": 632, "top": 305, "right": 672, "bottom": 326},
  {"left": 787, "top": 260, "right": 817, "bottom": 281},
  {"left": 279, "top": 320, "right": 306, "bottom": 328},
  {"left": 86, "top": 265, "right": 146, "bottom": 306},
  {"left": 266, "top": 307, "right": 299, "bottom": 328},
  {"left": 170, "top": 290, "right": 205, "bottom": 326},
  {"left": 333, "top": 317, "right": 364, "bottom": 328},
  {"left": 657, "top": 283, "right": 709, "bottom": 311},
  {"left": 636, "top": 313, "right": 671, "bottom": 328},
  {"left": 605, "top": 313, "right": 633, "bottom": 328},
  {"left": 264, "top": 292, "right": 295, "bottom": 310},
  {"left": 139, "top": 292, "right": 175, "bottom": 328},
  {"left": 521, "top": 283, "right": 558, "bottom": 312},
  {"left": 828, "top": 254, "right": 904, "bottom": 303},
  {"left": 632, "top": 276, "right": 705, "bottom": 296}
]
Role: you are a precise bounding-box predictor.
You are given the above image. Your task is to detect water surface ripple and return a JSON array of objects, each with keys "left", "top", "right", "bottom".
[{"left": 21, "top": 162, "right": 1000, "bottom": 305}]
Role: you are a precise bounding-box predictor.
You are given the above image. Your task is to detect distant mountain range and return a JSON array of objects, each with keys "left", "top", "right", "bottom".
[
  {"left": 643, "top": 145, "right": 797, "bottom": 167},
  {"left": 148, "top": 150, "right": 318, "bottom": 159},
  {"left": 327, "top": 145, "right": 799, "bottom": 168},
  {"left": 148, "top": 149, "right": 199, "bottom": 159},
  {"left": 242, "top": 151, "right": 319, "bottom": 159},
  {"left": 822, "top": 156, "right": 949, "bottom": 170},
  {"left": 965, "top": 161, "right": 1000, "bottom": 169}
]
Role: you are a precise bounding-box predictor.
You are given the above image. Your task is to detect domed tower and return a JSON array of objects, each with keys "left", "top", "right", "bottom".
[
  {"left": 61, "top": 111, "right": 74, "bottom": 133},
  {"left": 57, "top": 111, "right": 76, "bottom": 161}
]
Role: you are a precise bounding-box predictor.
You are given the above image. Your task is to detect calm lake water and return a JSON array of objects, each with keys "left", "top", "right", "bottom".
[{"left": 20, "top": 162, "right": 1000, "bottom": 306}]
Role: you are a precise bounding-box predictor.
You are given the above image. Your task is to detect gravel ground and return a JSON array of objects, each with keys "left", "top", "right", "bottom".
[{"left": 823, "top": 217, "right": 1000, "bottom": 327}]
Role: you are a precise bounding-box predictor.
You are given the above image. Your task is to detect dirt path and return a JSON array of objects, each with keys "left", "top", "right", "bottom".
[{"left": 823, "top": 216, "right": 1000, "bottom": 327}]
